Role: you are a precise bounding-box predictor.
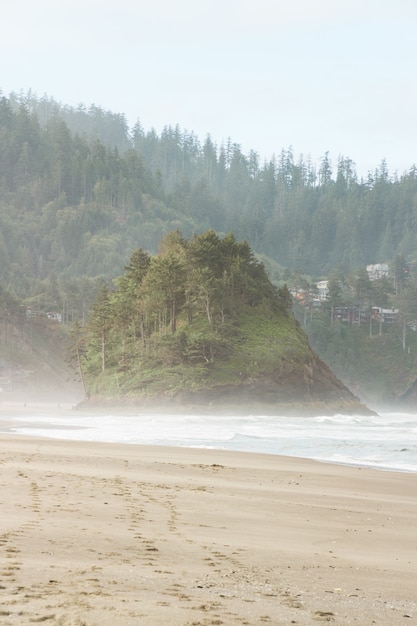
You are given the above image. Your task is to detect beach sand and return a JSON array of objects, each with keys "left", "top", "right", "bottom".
[{"left": 0, "top": 434, "right": 416, "bottom": 625}]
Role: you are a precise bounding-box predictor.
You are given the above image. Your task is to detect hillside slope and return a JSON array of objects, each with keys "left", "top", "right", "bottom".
[
  {"left": 0, "top": 315, "right": 83, "bottom": 404},
  {"left": 83, "top": 305, "right": 372, "bottom": 416},
  {"left": 301, "top": 314, "right": 417, "bottom": 410}
]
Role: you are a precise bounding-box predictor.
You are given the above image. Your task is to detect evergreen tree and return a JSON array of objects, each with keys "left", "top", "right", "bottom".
[{"left": 87, "top": 285, "right": 113, "bottom": 372}]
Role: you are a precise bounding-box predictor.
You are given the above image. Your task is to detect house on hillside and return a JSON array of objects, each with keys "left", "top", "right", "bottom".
[
  {"left": 46, "top": 311, "right": 62, "bottom": 323},
  {"left": 289, "top": 288, "right": 307, "bottom": 305},
  {"left": 366, "top": 263, "right": 388, "bottom": 281},
  {"left": 371, "top": 307, "right": 399, "bottom": 324},
  {"left": 316, "top": 280, "right": 329, "bottom": 301},
  {"left": 332, "top": 305, "right": 367, "bottom": 324}
]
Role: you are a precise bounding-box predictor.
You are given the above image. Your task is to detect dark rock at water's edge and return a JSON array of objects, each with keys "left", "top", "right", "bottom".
[
  {"left": 77, "top": 397, "right": 373, "bottom": 417},
  {"left": 76, "top": 395, "right": 374, "bottom": 417}
]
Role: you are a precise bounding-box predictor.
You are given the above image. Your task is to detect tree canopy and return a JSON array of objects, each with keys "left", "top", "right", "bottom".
[
  {"left": 1, "top": 90, "right": 417, "bottom": 322},
  {"left": 82, "top": 231, "right": 293, "bottom": 397}
]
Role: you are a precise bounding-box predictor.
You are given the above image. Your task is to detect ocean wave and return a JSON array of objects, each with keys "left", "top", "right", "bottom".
[{"left": 5, "top": 410, "right": 417, "bottom": 473}]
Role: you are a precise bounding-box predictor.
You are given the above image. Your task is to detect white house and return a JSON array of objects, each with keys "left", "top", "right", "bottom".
[
  {"left": 46, "top": 312, "right": 62, "bottom": 323},
  {"left": 371, "top": 307, "right": 399, "bottom": 324},
  {"left": 366, "top": 263, "right": 389, "bottom": 281},
  {"left": 316, "top": 280, "right": 329, "bottom": 301}
]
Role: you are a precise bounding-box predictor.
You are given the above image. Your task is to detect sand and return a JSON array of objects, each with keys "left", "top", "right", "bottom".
[{"left": 0, "top": 434, "right": 416, "bottom": 625}]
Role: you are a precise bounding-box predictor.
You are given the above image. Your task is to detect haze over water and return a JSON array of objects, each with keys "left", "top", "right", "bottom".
[{"left": 4, "top": 409, "right": 417, "bottom": 474}]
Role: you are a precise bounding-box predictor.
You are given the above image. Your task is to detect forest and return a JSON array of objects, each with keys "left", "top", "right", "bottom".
[
  {"left": 1, "top": 90, "right": 417, "bottom": 316},
  {"left": 77, "top": 230, "right": 299, "bottom": 401},
  {"left": 1, "top": 89, "right": 417, "bottom": 404}
]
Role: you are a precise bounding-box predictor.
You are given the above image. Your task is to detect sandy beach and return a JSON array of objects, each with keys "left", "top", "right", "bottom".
[{"left": 1, "top": 434, "right": 416, "bottom": 625}]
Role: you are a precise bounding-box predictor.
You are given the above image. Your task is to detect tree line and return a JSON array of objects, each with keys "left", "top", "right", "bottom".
[{"left": 1, "top": 90, "right": 417, "bottom": 321}]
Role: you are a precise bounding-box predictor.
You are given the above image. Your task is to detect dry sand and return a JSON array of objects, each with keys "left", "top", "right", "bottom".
[{"left": 0, "top": 434, "right": 416, "bottom": 625}]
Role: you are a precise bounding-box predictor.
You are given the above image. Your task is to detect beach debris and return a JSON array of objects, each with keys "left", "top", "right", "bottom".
[{"left": 314, "top": 610, "right": 335, "bottom": 622}]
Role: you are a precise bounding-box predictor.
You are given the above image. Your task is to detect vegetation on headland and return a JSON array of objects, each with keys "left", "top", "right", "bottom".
[
  {"left": 75, "top": 231, "right": 371, "bottom": 414},
  {"left": 80, "top": 230, "right": 293, "bottom": 396}
]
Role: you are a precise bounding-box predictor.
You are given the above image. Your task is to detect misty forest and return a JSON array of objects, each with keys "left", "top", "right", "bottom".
[{"left": 2, "top": 90, "right": 417, "bottom": 405}]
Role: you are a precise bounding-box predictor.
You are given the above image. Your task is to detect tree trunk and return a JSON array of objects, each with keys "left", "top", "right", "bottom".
[{"left": 101, "top": 331, "right": 106, "bottom": 371}]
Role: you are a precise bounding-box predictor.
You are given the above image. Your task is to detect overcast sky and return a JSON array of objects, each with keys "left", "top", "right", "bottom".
[{"left": 2, "top": 0, "right": 417, "bottom": 178}]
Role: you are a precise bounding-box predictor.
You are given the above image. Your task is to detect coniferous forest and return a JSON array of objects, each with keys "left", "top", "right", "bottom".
[
  {"left": 1, "top": 91, "right": 417, "bottom": 306},
  {"left": 2, "top": 90, "right": 417, "bottom": 404}
]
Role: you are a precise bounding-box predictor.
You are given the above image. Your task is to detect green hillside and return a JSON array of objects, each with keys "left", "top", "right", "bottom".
[
  {"left": 302, "top": 313, "right": 417, "bottom": 409},
  {"left": 1, "top": 92, "right": 417, "bottom": 306},
  {"left": 1, "top": 90, "right": 417, "bottom": 406},
  {"left": 76, "top": 231, "right": 370, "bottom": 414}
]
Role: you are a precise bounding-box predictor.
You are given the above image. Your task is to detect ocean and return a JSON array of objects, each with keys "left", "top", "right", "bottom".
[{"left": 4, "top": 409, "right": 417, "bottom": 474}]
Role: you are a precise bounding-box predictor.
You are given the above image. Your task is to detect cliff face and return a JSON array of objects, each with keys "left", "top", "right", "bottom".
[
  {"left": 169, "top": 316, "right": 373, "bottom": 415},
  {"left": 0, "top": 317, "right": 83, "bottom": 403},
  {"left": 134, "top": 355, "right": 373, "bottom": 416}
]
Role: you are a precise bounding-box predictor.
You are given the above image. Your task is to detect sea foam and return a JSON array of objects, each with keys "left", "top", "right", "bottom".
[{"left": 6, "top": 410, "right": 417, "bottom": 473}]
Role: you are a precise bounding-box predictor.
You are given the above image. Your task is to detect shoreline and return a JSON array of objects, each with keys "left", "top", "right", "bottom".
[
  {"left": 1, "top": 434, "right": 417, "bottom": 624},
  {"left": 1, "top": 401, "right": 416, "bottom": 476},
  {"left": 2, "top": 427, "right": 417, "bottom": 476},
  {"left": 0, "top": 397, "right": 375, "bottom": 417}
]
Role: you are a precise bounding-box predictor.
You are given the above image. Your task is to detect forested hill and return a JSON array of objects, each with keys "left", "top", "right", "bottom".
[
  {"left": 1, "top": 91, "right": 417, "bottom": 315},
  {"left": 78, "top": 230, "right": 371, "bottom": 415}
]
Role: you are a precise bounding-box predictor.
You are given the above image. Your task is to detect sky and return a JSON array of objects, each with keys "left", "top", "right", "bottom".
[{"left": 2, "top": 0, "right": 417, "bottom": 178}]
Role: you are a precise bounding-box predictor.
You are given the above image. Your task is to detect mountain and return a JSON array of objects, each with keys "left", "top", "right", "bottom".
[
  {"left": 0, "top": 301, "right": 82, "bottom": 404},
  {"left": 2, "top": 90, "right": 417, "bottom": 310}
]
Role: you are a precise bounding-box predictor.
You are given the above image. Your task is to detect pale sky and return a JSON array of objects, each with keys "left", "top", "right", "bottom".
[{"left": 2, "top": 0, "right": 417, "bottom": 178}]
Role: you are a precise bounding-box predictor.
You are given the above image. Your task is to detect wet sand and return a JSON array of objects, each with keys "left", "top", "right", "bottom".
[{"left": 0, "top": 434, "right": 416, "bottom": 625}]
